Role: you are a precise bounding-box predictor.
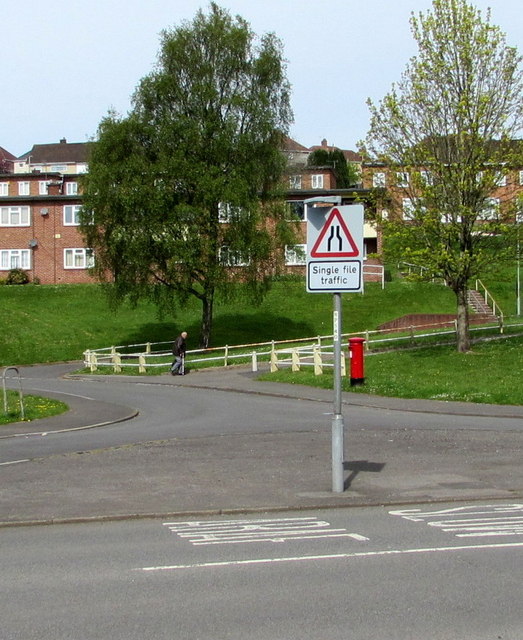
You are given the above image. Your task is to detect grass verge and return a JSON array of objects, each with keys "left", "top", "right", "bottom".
[
  {"left": 1, "top": 391, "right": 69, "bottom": 426},
  {"left": 258, "top": 335, "right": 523, "bottom": 405}
]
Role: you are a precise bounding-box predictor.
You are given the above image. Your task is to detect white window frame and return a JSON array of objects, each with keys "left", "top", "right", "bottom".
[
  {"left": 372, "top": 172, "right": 386, "bottom": 188},
  {"left": 481, "top": 198, "right": 500, "bottom": 220},
  {"left": 289, "top": 175, "right": 302, "bottom": 189},
  {"left": 18, "top": 182, "right": 30, "bottom": 196},
  {"left": 63, "top": 204, "right": 82, "bottom": 226},
  {"left": 0, "top": 249, "right": 31, "bottom": 270},
  {"left": 219, "top": 245, "right": 249, "bottom": 267},
  {"left": 65, "top": 182, "right": 78, "bottom": 195},
  {"left": 0, "top": 205, "right": 30, "bottom": 226},
  {"left": 0, "top": 182, "right": 9, "bottom": 196},
  {"left": 39, "top": 180, "right": 51, "bottom": 195},
  {"left": 311, "top": 174, "right": 324, "bottom": 189},
  {"left": 494, "top": 171, "right": 506, "bottom": 187},
  {"left": 286, "top": 200, "right": 305, "bottom": 220},
  {"left": 402, "top": 198, "right": 416, "bottom": 220},
  {"left": 64, "top": 248, "right": 94, "bottom": 269},
  {"left": 285, "top": 244, "right": 306, "bottom": 266},
  {"left": 420, "top": 170, "right": 433, "bottom": 186},
  {"left": 396, "top": 172, "right": 409, "bottom": 188}
]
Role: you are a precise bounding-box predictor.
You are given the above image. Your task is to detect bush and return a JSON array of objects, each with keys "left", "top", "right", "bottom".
[{"left": 6, "top": 269, "right": 30, "bottom": 285}]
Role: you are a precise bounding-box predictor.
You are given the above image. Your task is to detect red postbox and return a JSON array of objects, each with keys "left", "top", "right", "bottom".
[{"left": 348, "top": 337, "right": 365, "bottom": 386}]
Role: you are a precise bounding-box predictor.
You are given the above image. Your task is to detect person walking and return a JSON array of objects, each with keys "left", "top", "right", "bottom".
[{"left": 170, "top": 331, "right": 188, "bottom": 375}]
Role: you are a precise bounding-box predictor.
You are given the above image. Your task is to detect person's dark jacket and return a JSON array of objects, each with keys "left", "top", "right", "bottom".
[{"left": 172, "top": 335, "right": 186, "bottom": 357}]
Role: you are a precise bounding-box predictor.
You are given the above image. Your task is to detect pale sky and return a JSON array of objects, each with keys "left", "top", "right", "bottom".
[{"left": 3, "top": 1, "right": 523, "bottom": 157}]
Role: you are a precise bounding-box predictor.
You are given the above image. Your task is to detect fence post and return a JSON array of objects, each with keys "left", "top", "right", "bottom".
[
  {"left": 251, "top": 351, "right": 258, "bottom": 372},
  {"left": 313, "top": 345, "right": 323, "bottom": 375},
  {"left": 145, "top": 342, "right": 151, "bottom": 354},
  {"left": 365, "top": 330, "right": 370, "bottom": 350},
  {"left": 224, "top": 345, "right": 229, "bottom": 367},
  {"left": 291, "top": 348, "right": 300, "bottom": 372},
  {"left": 270, "top": 343, "right": 278, "bottom": 372},
  {"left": 139, "top": 354, "right": 146, "bottom": 374},
  {"left": 112, "top": 352, "right": 121, "bottom": 374},
  {"left": 90, "top": 352, "right": 98, "bottom": 373}
]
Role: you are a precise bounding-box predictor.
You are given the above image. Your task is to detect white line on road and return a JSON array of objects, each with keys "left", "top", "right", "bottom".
[
  {"left": 138, "top": 541, "right": 523, "bottom": 572},
  {"left": 0, "top": 459, "right": 30, "bottom": 466}
]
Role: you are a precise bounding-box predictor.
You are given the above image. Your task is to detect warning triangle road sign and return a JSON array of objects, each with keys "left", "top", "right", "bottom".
[{"left": 310, "top": 208, "right": 360, "bottom": 258}]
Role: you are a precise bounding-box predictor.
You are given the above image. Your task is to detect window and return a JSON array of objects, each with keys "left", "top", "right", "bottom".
[
  {"left": 64, "top": 248, "right": 94, "bottom": 269},
  {"left": 18, "top": 182, "right": 30, "bottom": 196},
  {"left": 396, "top": 172, "right": 409, "bottom": 188},
  {"left": 289, "top": 175, "right": 302, "bottom": 189},
  {"left": 50, "top": 165, "right": 67, "bottom": 172},
  {"left": 0, "top": 182, "right": 8, "bottom": 196},
  {"left": 39, "top": 180, "right": 51, "bottom": 195},
  {"left": 0, "top": 206, "right": 30, "bottom": 226},
  {"left": 402, "top": 198, "right": 416, "bottom": 219},
  {"left": 219, "top": 245, "right": 249, "bottom": 266},
  {"left": 218, "top": 202, "right": 244, "bottom": 223},
  {"left": 481, "top": 198, "right": 500, "bottom": 220},
  {"left": 285, "top": 244, "right": 306, "bottom": 266},
  {"left": 372, "top": 172, "right": 386, "bottom": 188},
  {"left": 519, "top": 170, "right": 523, "bottom": 186},
  {"left": 494, "top": 172, "right": 506, "bottom": 187},
  {"left": 64, "top": 204, "right": 82, "bottom": 225},
  {"left": 286, "top": 200, "right": 305, "bottom": 220},
  {"left": 420, "top": 170, "right": 433, "bottom": 186},
  {"left": 311, "top": 174, "right": 324, "bottom": 189},
  {"left": 0, "top": 249, "right": 31, "bottom": 270},
  {"left": 65, "top": 182, "right": 78, "bottom": 195}
]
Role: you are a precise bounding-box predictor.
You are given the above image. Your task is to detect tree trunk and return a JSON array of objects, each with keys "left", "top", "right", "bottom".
[
  {"left": 455, "top": 286, "right": 471, "bottom": 353},
  {"left": 199, "top": 291, "right": 214, "bottom": 349}
]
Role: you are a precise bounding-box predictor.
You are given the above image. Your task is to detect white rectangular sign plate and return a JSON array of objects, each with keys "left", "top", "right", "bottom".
[{"left": 307, "top": 260, "right": 362, "bottom": 292}]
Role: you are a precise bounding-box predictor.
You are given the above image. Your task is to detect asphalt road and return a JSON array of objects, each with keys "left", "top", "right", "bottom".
[
  {"left": 2, "top": 503, "right": 522, "bottom": 639},
  {"left": 2, "top": 362, "right": 523, "bottom": 465}
]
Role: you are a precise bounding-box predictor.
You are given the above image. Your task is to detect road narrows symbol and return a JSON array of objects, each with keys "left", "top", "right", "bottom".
[{"left": 310, "top": 208, "right": 360, "bottom": 258}]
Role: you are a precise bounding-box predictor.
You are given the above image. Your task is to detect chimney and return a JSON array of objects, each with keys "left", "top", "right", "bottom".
[{"left": 321, "top": 138, "right": 328, "bottom": 148}]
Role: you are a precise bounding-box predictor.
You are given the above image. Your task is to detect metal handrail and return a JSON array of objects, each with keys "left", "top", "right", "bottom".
[{"left": 2, "top": 367, "right": 25, "bottom": 420}]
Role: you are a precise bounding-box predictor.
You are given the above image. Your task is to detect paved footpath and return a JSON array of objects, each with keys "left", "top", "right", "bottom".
[{"left": 1, "top": 363, "right": 523, "bottom": 526}]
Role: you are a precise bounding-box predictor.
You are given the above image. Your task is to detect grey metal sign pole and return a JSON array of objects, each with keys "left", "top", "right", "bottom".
[
  {"left": 305, "top": 198, "right": 363, "bottom": 494},
  {"left": 332, "top": 292, "right": 344, "bottom": 493}
]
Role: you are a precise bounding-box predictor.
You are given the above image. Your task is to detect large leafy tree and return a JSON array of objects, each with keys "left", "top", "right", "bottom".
[
  {"left": 81, "top": 3, "right": 295, "bottom": 347},
  {"left": 363, "top": 0, "right": 523, "bottom": 352}
]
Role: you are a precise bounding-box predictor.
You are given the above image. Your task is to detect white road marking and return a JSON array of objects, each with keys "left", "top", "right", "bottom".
[
  {"left": 0, "top": 459, "right": 30, "bottom": 466},
  {"left": 390, "top": 503, "right": 523, "bottom": 538},
  {"left": 163, "top": 517, "right": 369, "bottom": 545},
  {"left": 138, "top": 541, "right": 523, "bottom": 572}
]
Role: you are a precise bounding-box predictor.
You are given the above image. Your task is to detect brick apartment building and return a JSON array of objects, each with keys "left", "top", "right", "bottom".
[
  {"left": 0, "top": 139, "right": 92, "bottom": 284},
  {"left": 1, "top": 136, "right": 382, "bottom": 285},
  {"left": 4, "top": 135, "right": 521, "bottom": 286}
]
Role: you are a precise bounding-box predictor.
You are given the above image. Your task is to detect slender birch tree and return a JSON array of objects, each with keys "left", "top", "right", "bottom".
[{"left": 81, "top": 3, "right": 295, "bottom": 347}]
